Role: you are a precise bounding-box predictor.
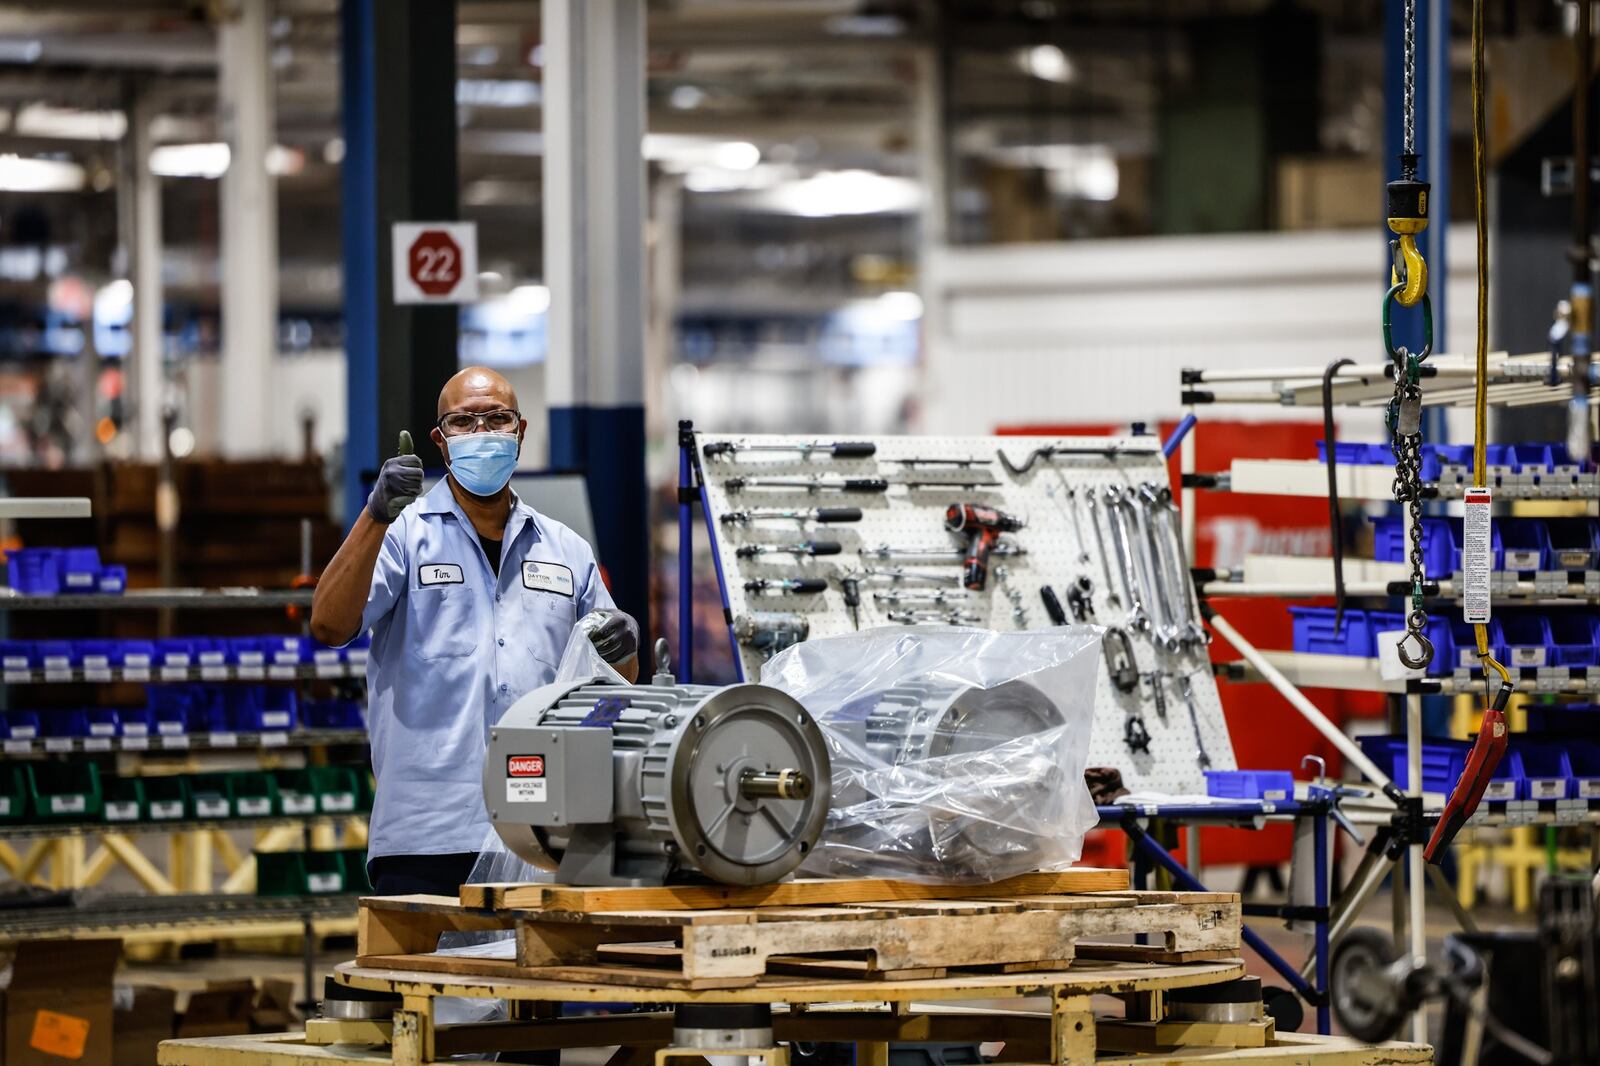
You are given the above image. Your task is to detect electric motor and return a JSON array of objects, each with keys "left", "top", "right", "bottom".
[{"left": 484, "top": 650, "right": 831, "bottom": 886}]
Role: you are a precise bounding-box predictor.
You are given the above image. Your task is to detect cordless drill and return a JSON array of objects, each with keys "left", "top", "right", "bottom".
[{"left": 944, "top": 503, "right": 1023, "bottom": 591}]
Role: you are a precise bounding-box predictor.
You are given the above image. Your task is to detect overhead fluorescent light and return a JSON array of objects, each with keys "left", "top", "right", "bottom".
[
  {"left": 266, "top": 144, "right": 304, "bottom": 176},
  {"left": 683, "top": 163, "right": 788, "bottom": 194},
  {"left": 0, "top": 39, "right": 43, "bottom": 64},
  {"left": 0, "top": 154, "right": 85, "bottom": 193},
  {"left": 1016, "top": 44, "right": 1073, "bottom": 83},
  {"left": 877, "top": 291, "right": 924, "bottom": 321},
  {"left": 457, "top": 78, "right": 541, "bottom": 108},
  {"left": 669, "top": 85, "right": 706, "bottom": 111},
  {"left": 508, "top": 284, "right": 550, "bottom": 315},
  {"left": 753, "top": 170, "right": 921, "bottom": 217},
  {"left": 14, "top": 103, "right": 125, "bottom": 141},
  {"left": 645, "top": 135, "right": 763, "bottom": 173},
  {"left": 150, "top": 142, "right": 230, "bottom": 178}
]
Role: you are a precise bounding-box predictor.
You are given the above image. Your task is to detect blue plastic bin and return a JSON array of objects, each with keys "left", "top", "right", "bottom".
[
  {"left": 264, "top": 636, "right": 309, "bottom": 666},
  {"left": 1548, "top": 614, "right": 1599, "bottom": 667},
  {"left": 184, "top": 687, "right": 230, "bottom": 733},
  {"left": 1526, "top": 702, "right": 1600, "bottom": 735},
  {"left": 41, "top": 710, "right": 90, "bottom": 739},
  {"left": 1420, "top": 444, "right": 1475, "bottom": 482},
  {"left": 229, "top": 637, "right": 270, "bottom": 669},
  {"left": 119, "top": 640, "right": 157, "bottom": 670},
  {"left": 1508, "top": 444, "right": 1554, "bottom": 475},
  {"left": 1289, "top": 606, "right": 1372, "bottom": 657},
  {"left": 1546, "top": 519, "right": 1600, "bottom": 571},
  {"left": 1316, "top": 441, "right": 1385, "bottom": 465},
  {"left": 147, "top": 687, "right": 195, "bottom": 736},
  {"left": 1501, "top": 614, "right": 1554, "bottom": 669},
  {"left": 1500, "top": 520, "right": 1551, "bottom": 571},
  {"left": 0, "top": 642, "right": 32, "bottom": 671},
  {"left": 303, "top": 700, "right": 365, "bottom": 731},
  {"left": 1370, "top": 516, "right": 1496, "bottom": 574},
  {"left": 192, "top": 638, "right": 231, "bottom": 671},
  {"left": 57, "top": 547, "right": 101, "bottom": 591},
  {"left": 1478, "top": 748, "right": 1525, "bottom": 802},
  {"left": 1568, "top": 742, "right": 1600, "bottom": 800},
  {"left": 85, "top": 708, "right": 120, "bottom": 739},
  {"left": 5, "top": 548, "right": 61, "bottom": 594},
  {"left": 35, "top": 641, "right": 74, "bottom": 673},
  {"left": 117, "top": 706, "right": 153, "bottom": 738},
  {"left": 1449, "top": 618, "right": 1505, "bottom": 670},
  {"left": 96, "top": 565, "right": 127, "bottom": 594},
  {"left": 2, "top": 711, "right": 40, "bottom": 740},
  {"left": 1515, "top": 740, "right": 1573, "bottom": 801},
  {"left": 1357, "top": 736, "right": 1465, "bottom": 794},
  {"left": 73, "top": 641, "right": 122, "bottom": 672},
  {"left": 154, "top": 638, "right": 199, "bottom": 669},
  {"left": 1205, "top": 769, "right": 1295, "bottom": 801}
]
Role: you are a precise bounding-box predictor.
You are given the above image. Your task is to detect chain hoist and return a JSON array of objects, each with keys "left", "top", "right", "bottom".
[{"left": 1382, "top": 0, "right": 1434, "bottom": 671}]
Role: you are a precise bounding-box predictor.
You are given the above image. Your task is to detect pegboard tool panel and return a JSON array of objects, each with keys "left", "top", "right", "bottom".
[{"left": 693, "top": 431, "right": 1237, "bottom": 797}]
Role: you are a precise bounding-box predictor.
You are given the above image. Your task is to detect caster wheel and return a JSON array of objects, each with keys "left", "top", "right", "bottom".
[
  {"left": 1330, "top": 927, "right": 1405, "bottom": 1043},
  {"left": 1261, "top": 985, "right": 1304, "bottom": 1032}
]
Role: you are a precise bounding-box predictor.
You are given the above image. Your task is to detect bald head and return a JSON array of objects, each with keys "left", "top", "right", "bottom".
[{"left": 438, "top": 366, "right": 518, "bottom": 418}]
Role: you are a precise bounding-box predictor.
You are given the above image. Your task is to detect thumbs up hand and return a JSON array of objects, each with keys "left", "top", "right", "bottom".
[{"left": 367, "top": 430, "right": 425, "bottom": 523}]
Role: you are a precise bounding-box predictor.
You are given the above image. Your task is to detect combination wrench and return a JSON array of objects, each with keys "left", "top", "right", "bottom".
[
  {"left": 1102, "top": 485, "right": 1151, "bottom": 633},
  {"left": 1123, "top": 485, "right": 1181, "bottom": 652},
  {"left": 1082, "top": 491, "right": 1121, "bottom": 609}
]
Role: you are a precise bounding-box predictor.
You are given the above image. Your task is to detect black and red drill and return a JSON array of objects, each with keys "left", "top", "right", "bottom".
[{"left": 944, "top": 503, "right": 1024, "bottom": 591}]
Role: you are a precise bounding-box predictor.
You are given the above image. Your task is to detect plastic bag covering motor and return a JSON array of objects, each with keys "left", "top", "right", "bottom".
[
  {"left": 483, "top": 640, "right": 832, "bottom": 886},
  {"left": 760, "top": 626, "right": 1102, "bottom": 883}
]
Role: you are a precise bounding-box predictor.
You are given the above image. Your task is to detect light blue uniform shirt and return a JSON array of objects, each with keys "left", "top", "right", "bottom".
[{"left": 359, "top": 477, "right": 614, "bottom": 859}]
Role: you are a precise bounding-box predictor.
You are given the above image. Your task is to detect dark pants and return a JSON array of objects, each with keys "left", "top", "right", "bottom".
[{"left": 367, "top": 851, "right": 479, "bottom": 896}]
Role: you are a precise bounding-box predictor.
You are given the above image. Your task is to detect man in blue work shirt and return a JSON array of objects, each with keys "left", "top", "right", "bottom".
[{"left": 311, "top": 366, "right": 640, "bottom": 896}]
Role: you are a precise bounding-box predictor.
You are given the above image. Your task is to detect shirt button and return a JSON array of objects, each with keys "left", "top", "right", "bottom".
[
  {"left": 499, "top": 683, "right": 509, "bottom": 693},
  {"left": 495, "top": 593, "right": 502, "bottom": 603},
  {"left": 498, "top": 638, "right": 505, "bottom": 647}
]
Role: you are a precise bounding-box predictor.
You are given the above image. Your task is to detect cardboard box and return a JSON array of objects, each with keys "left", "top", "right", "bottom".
[
  {"left": 112, "top": 986, "right": 176, "bottom": 1066},
  {"left": 0, "top": 938, "right": 121, "bottom": 1066},
  {"left": 174, "top": 980, "right": 254, "bottom": 1039},
  {"left": 249, "top": 979, "right": 296, "bottom": 1033}
]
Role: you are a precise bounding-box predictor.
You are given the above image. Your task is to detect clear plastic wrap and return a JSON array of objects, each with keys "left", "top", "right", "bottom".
[{"left": 760, "top": 625, "right": 1103, "bottom": 883}]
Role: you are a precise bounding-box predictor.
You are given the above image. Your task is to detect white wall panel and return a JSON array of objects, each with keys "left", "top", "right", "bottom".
[{"left": 923, "top": 225, "right": 1480, "bottom": 439}]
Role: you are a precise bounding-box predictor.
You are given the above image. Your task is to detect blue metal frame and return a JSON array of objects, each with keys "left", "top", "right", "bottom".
[
  {"left": 338, "top": 0, "right": 379, "bottom": 523},
  {"left": 676, "top": 422, "right": 741, "bottom": 682},
  {"left": 1097, "top": 798, "right": 1332, "bottom": 1034}
]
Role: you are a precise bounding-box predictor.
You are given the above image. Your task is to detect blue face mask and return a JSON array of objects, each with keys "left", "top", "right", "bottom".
[{"left": 447, "top": 431, "right": 520, "bottom": 496}]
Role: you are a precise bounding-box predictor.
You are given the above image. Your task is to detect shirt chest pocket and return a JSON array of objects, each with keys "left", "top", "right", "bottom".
[
  {"left": 408, "top": 584, "right": 479, "bottom": 661},
  {"left": 520, "top": 585, "right": 578, "bottom": 666}
]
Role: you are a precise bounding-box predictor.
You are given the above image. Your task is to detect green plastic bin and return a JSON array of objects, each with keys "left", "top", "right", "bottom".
[
  {"left": 339, "top": 848, "right": 373, "bottom": 893},
  {"left": 103, "top": 777, "right": 145, "bottom": 823},
  {"left": 256, "top": 849, "right": 347, "bottom": 895},
  {"left": 188, "top": 773, "right": 234, "bottom": 820},
  {"left": 310, "top": 766, "right": 358, "bottom": 815},
  {"left": 0, "top": 765, "right": 29, "bottom": 822},
  {"left": 25, "top": 763, "right": 102, "bottom": 821},
  {"left": 274, "top": 770, "right": 318, "bottom": 816},
  {"left": 143, "top": 775, "right": 190, "bottom": 821},
  {"left": 230, "top": 771, "right": 279, "bottom": 818}
]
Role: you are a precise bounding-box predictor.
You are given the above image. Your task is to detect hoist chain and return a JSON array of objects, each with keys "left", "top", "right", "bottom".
[
  {"left": 1403, "top": 0, "right": 1417, "bottom": 165},
  {"left": 1387, "top": 339, "right": 1433, "bottom": 671}
]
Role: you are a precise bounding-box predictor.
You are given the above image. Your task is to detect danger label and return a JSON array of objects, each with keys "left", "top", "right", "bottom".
[
  {"left": 30, "top": 1009, "right": 91, "bottom": 1060},
  {"left": 1462, "top": 488, "right": 1493, "bottom": 624},
  {"left": 508, "top": 754, "right": 544, "bottom": 777}
]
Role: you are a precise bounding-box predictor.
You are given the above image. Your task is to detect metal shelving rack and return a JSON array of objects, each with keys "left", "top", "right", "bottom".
[{"left": 1178, "top": 350, "right": 1600, "bottom": 1040}]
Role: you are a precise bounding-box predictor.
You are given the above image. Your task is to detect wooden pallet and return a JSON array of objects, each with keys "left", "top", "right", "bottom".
[{"left": 356, "top": 871, "right": 1240, "bottom": 990}]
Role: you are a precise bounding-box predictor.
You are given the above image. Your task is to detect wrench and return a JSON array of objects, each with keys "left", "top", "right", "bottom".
[
  {"left": 1083, "top": 492, "right": 1121, "bottom": 609},
  {"left": 1125, "top": 485, "right": 1181, "bottom": 652},
  {"left": 1064, "top": 486, "right": 1092, "bottom": 564},
  {"left": 1179, "top": 672, "right": 1213, "bottom": 769},
  {"left": 1102, "top": 486, "right": 1151, "bottom": 633},
  {"left": 995, "top": 564, "right": 1028, "bottom": 627},
  {"left": 1147, "top": 485, "right": 1211, "bottom": 648},
  {"left": 1142, "top": 670, "right": 1169, "bottom": 721}
]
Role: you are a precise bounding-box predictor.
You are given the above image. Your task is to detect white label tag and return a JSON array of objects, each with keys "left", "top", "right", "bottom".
[
  {"left": 51, "top": 794, "right": 86, "bottom": 814},
  {"left": 261, "top": 712, "right": 291, "bottom": 729},
  {"left": 88, "top": 722, "right": 115, "bottom": 737},
  {"left": 506, "top": 778, "right": 548, "bottom": 804},
  {"left": 200, "top": 666, "right": 230, "bottom": 681},
  {"left": 161, "top": 735, "right": 190, "bottom": 749},
  {"left": 238, "top": 797, "right": 271, "bottom": 816},
  {"left": 210, "top": 733, "right": 238, "bottom": 748},
  {"left": 268, "top": 665, "right": 296, "bottom": 681},
  {"left": 418, "top": 563, "right": 465, "bottom": 586},
  {"left": 1579, "top": 780, "right": 1600, "bottom": 799},
  {"left": 236, "top": 665, "right": 265, "bottom": 680},
  {"left": 64, "top": 572, "right": 94, "bottom": 588},
  {"left": 1484, "top": 780, "right": 1517, "bottom": 801},
  {"left": 522, "top": 561, "right": 574, "bottom": 597},
  {"left": 149, "top": 800, "right": 183, "bottom": 819},
  {"left": 159, "top": 666, "right": 190, "bottom": 681},
  {"left": 308, "top": 872, "right": 344, "bottom": 893},
  {"left": 237, "top": 652, "right": 265, "bottom": 666},
  {"left": 2, "top": 670, "right": 29, "bottom": 684},
  {"left": 261, "top": 732, "right": 288, "bottom": 748},
  {"left": 106, "top": 801, "right": 138, "bottom": 820},
  {"left": 122, "top": 736, "right": 148, "bottom": 750},
  {"left": 162, "top": 653, "right": 192, "bottom": 668},
  {"left": 1462, "top": 488, "right": 1493, "bottom": 624},
  {"left": 44, "top": 738, "right": 73, "bottom": 752},
  {"left": 123, "top": 667, "right": 150, "bottom": 682},
  {"left": 198, "top": 651, "right": 226, "bottom": 665},
  {"left": 84, "top": 737, "right": 111, "bottom": 752},
  {"left": 322, "top": 794, "right": 355, "bottom": 813},
  {"left": 3, "top": 739, "right": 31, "bottom": 753},
  {"left": 195, "top": 798, "right": 229, "bottom": 818},
  {"left": 1511, "top": 646, "right": 1547, "bottom": 668},
  {"left": 281, "top": 794, "right": 315, "bottom": 814},
  {"left": 1530, "top": 779, "right": 1565, "bottom": 799}
]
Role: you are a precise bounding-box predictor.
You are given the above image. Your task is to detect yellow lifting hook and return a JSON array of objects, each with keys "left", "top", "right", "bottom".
[{"left": 1387, "top": 170, "right": 1429, "bottom": 307}]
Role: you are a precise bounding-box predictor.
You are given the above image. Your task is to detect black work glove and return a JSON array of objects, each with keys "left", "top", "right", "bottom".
[
  {"left": 582, "top": 608, "right": 640, "bottom": 665},
  {"left": 366, "top": 430, "right": 424, "bottom": 523}
]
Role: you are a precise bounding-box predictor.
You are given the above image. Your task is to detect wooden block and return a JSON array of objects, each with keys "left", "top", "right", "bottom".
[
  {"left": 357, "top": 895, "right": 508, "bottom": 957},
  {"left": 1095, "top": 1017, "right": 1274, "bottom": 1053},
  {"left": 1076, "top": 945, "right": 1240, "bottom": 965},
  {"left": 474, "top": 868, "right": 1130, "bottom": 913}
]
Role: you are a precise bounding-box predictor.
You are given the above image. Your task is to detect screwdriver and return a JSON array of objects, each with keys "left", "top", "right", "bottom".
[
  {"left": 726, "top": 477, "right": 889, "bottom": 494},
  {"left": 735, "top": 541, "right": 843, "bottom": 559},
  {"left": 880, "top": 457, "right": 992, "bottom": 468},
  {"left": 839, "top": 572, "right": 862, "bottom": 629},
  {"left": 705, "top": 441, "right": 876, "bottom": 461},
  {"left": 901, "top": 477, "right": 1003, "bottom": 490},
  {"left": 1040, "top": 585, "right": 1068, "bottom": 626},
  {"left": 861, "top": 543, "right": 1025, "bottom": 560},
  {"left": 721, "top": 507, "right": 863, "bottom": 525},
  {"left": 744, "top": 577, "right": 828, "bottom": 596}
]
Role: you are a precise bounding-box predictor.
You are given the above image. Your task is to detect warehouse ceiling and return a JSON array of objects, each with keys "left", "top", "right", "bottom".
[{"left": 0, "top": 0, "right": 1566, "bottom": 314}]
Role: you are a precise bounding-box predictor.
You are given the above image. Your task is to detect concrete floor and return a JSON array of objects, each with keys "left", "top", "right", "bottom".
[{"left": 124, "top": 886, "right": 1536, "bottom": 1049}]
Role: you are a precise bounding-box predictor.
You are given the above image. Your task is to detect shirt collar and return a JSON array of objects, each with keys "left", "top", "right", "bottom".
[{"left": 419, "top": 476, "right": 542, "bottom": 543}]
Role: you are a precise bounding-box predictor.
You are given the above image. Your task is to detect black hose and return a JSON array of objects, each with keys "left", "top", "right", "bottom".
[{"left": 1322, "top": 358, "right": 1355, "bottom": 632}]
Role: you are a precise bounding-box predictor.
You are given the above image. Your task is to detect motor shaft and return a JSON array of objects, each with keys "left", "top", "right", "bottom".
[{"left": 740, "top": 769, "right": 813, "bottom": 800}]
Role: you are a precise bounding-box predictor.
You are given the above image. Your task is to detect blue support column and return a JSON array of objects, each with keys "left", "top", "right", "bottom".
[
  {"left": 339, "top": 0, "right": 377, "bottom": 521},
  {"left": 549, "top": 406, "right": 650, "bottom": 633}
]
